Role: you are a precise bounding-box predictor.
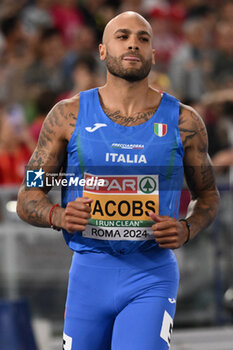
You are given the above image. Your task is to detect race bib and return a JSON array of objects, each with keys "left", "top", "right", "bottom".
[{"left": 82, "top": 173, "right": 159, "bottom": 240}]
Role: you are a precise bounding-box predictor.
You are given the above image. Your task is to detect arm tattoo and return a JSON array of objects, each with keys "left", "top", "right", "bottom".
[
  {"left": 179, "top": 106, "right": 208, "bottom": 149},
  {"left": 200, "top": 164, "right": 216, "bottom": 191},
  {"left": 185, "top": 161, "right": 217, "bottom": 196},
  {"left": 179, "top": 107, "right": 195, "bottom": 145},
  {"left": 58, "top": 102, "right": 77, "bottom": 138},
  {"left": 179, "top": 128, "right": 197, "bottom": 147},
  {"left": 48, "top": 107, "right": 62, "bottom": 127},
  {"left": 185, "top": 161, "right": 219, "bottom": 237},
  {"left": 17, "top": 100, "right": 74, "bottom": 227},
  {"left": 27, "top": 149, "right": 46, "bottom": 168},
  {"left": 181, "top": 104, "right": 220, "bottom": 238},
  {"left": 21, "top": 197, "right": 51, "bottom": 227}
]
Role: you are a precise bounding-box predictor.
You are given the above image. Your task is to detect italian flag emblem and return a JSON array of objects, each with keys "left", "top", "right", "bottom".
[{"left": 154, "top": 123, "right": 167, "bottom": 137}]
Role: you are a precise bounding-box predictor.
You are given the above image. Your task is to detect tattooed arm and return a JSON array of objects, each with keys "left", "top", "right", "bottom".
[
  {"left": 178, "top": 103, "right": 220, "bottom": 239},
  {"left": 150, "top": 103, "right": 219, "bottom": 249},
  {"left": 17, "top": 95, "right": 92, "bottom": 232}
]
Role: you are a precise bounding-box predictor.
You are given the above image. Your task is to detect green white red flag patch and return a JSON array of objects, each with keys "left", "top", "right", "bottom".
[{"left": 154, "top": 123, "right": 167, "bottom": 137}]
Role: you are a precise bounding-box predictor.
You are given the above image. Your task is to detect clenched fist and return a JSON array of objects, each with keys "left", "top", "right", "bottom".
[
  {"left": 61, "top": 197, "right": 93, "bottom": 233},
  {"left": 149, "top": 212, "right": 190, "bottom": 249}
]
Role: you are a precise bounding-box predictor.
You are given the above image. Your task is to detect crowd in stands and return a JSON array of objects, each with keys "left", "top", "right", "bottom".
[{"left": 0, "top": 0, "right": 232, "bottom": 186}]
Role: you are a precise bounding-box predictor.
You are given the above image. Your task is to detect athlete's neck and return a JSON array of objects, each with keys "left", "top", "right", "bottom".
[
  {"left": 98, "top": 74, "right": 161, "bottom": 126},
  {"left": 100, "top": 74, "right": 150, "bottom": 114}
]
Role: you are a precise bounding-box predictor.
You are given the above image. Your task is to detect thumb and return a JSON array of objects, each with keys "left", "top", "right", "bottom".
[
  {"left": 75, "top": 197, "right": 93, "bottom": 204},
  {"left": 149, "top": 212, "right": 164, "bottom": 222}
]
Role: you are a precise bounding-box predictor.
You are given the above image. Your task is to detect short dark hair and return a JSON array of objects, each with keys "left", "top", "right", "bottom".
[
  {"left": 72, "top": 54, "right": 97, "bottom": 73},
  {"left": 36, "top": 90, "right": 58, "bottom": 115},
  {"left": 0, "top": 16, "right": 19, "bottom": 37},
  {"left": 40, "top": 27, "right": 61, "bottom": 42}
]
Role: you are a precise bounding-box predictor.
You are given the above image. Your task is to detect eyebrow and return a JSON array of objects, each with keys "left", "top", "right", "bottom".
[{"left": 114, "top": 28, "right": 151, "bottom": 37}]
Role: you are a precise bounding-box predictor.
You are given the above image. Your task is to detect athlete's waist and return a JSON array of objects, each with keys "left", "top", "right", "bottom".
[{"left": 70, "top": 247, "right": 177, "bottom": 269}]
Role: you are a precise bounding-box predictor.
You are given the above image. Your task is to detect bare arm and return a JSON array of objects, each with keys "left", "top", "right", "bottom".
[
  {"left": 17, "top": 95, "right": 92, "bottom": 232},
  {"left": 150, "top": 104, "right": 220, "bottom": 248},
  {"left": 179, "top": 103, "right": 220, "bottom": 238}
]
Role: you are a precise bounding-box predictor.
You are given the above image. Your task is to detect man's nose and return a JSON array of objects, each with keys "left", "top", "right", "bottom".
[
  {"left": 128, "top": 44, "right": 139, "bottom": 50},
  {"left": 128, "top": 37, "right": 139, "bottom": 50}
]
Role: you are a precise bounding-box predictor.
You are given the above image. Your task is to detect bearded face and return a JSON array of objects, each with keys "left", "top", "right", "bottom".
[{"left": 106, "top": 51, "right": 152, "bottom": 82}]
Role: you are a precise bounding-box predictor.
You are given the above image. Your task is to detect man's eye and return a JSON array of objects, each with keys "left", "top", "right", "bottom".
[
  {"left": 140, "top": 37, "right": 149, "bottom": 42},
  {"left": 117, "top": 35, "right": 128, "bottom": 39}
]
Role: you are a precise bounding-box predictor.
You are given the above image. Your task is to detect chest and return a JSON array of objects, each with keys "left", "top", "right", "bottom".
[{"left": 68, "top": 121, "right": 183, "bottom": 172}]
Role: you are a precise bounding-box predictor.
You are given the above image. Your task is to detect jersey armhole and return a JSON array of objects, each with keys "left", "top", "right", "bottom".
[{"left": 176, "top": 102, "right": 185, "bottom": 158}]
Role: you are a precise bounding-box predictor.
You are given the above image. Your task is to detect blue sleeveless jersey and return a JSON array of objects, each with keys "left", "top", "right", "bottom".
[{"left": 62, "top": 88, "right": 184, "bottom": 255}]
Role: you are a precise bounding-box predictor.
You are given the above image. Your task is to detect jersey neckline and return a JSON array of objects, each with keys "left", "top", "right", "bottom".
[{"left": 94, "top": 87, "right": 166, "bottom": 130}]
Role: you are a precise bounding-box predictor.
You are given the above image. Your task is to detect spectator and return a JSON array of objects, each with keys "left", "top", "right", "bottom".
[
  {"left": 201, "top": 89, "right": 233, "bottom": 171},
  {"left": 29, "top": 90, "right": 58, "bottom": 142},
  {"left": 59, "top": 54, "right": 104, "bottom": 100},
  {"left": 20, "top": 0, "right": 54, "bottom": 37},
  {"left": 168, "top": 18, "right": 211, "bottom": 101},
  {"left": 148, "top": 68, "right": 172, "bottom": 93},
  {"left": 210, "top": 21, "right": 233, "bottom": 90},
  {"left": 119, "top": 0, "right": 144, "bottom": 13},
  {"left": 50, "top": 0, "right": 84, "bottom": 46},
  {"left": 64, "top": 25, "right": 99, "bottom": 76},
  {"left": 0, "top": 15, "right": 31, "bottom": 67},
  {"left": 0, "top": 104, "right": 35, "bottom": 185},
  {"left": 78, "top": 0, "right": 108, "bottom": 43},
  {"left": 0, "top": 0, "right": 26, "bottom": 21},
  {"left": 24, "top": 27, "right": 69, "bottom": 99},
  {"left": 0, "top": 14, "right": 34, "bottom": 103},
  {"left": 220, "top": 0, "right": 233, "bottom": 23},
  {"left": 149, "top": 5, "right": 185, "bottom": 72}
]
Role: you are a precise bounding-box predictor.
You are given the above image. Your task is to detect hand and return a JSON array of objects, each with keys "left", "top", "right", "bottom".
[
  {"left": 149, "top": 212, "right": 189, "bottom": 249},
  {"left": 61, "top": 197, "right": 93, "bottom": 233}
]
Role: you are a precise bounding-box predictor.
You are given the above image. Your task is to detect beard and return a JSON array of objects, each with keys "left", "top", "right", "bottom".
[{"left": 106, "top": 51, "right": 152, "bottom": 82}]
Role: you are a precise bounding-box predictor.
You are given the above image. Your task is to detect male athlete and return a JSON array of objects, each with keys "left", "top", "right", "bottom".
[{"left": 17, "top": 11, "right": 219, "bottom": 350}]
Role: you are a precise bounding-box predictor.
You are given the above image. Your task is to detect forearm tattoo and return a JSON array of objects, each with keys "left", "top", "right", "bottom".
[{"left": 18, "top": 100, "right": 76, "bottom": 227}]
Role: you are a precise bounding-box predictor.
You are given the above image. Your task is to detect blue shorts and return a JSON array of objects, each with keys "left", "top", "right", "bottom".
[{"left": 63, "top": 247, "right": 179, "bottom": 350}]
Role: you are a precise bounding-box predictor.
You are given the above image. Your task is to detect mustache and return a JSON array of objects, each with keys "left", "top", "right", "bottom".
[{"left": 120, "top": 52, "right": 144, "bottom": 61}]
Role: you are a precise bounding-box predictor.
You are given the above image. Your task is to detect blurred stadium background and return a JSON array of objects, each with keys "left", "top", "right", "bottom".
[{"left": 0, "top": 0, "right": 232, "bottom": 349}]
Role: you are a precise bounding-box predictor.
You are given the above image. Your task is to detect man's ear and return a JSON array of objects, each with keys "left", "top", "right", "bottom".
[
  {"left": 99, "top": 44, "right": 107, "bottom": 61},
  {"left": 152, "top": 49, "right": 156, "bottom": 65}
]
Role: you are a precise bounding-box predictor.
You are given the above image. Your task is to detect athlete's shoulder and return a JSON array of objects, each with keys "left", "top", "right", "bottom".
[
  {"left": 178, "top": 102, "right": 208, "bottom": 151},
  {"left": 50, "top": 88, "right": 98, "bottom": 130},
  {"left": 40, "top": 94, "right": 80, "bottom": 142},
  {"left": 162, "top": 91, "right": 180, "bottom": 105},
  {"left": 179, "top": 102, "right": 204, "bottom": 126},
  {"left": 54, "top": 93, "right": 80, "bottom": 118}
]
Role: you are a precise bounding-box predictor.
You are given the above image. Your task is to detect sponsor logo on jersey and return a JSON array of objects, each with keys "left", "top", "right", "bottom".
[
  {"left": 82, "top": 173, "right": 159, "bottom": 240},
  {"left": 139, "top": 176, "right": 157, "bottom": 193},
  {"left": 105, "top": 152, "right": 147, "bottom": 164},
  {"left": 111, "top": 143, "right": 144, "bottom": 150},
  {"left": 85, "top": 123, "right": 107, "bottom": 132},
  {"left": 154, "top": 123, "right": 167, "bottom": 137}
]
